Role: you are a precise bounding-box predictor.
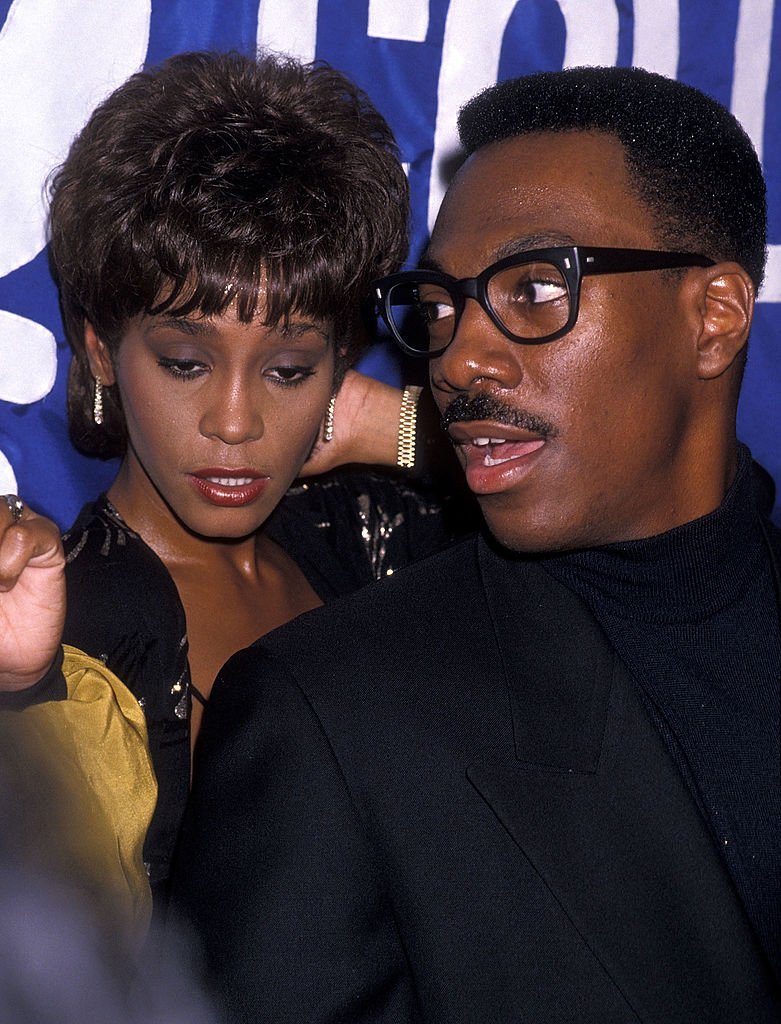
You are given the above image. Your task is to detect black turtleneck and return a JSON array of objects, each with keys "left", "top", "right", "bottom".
[{"left": 542, "top": 446, "right": 781, "bottom": 978}]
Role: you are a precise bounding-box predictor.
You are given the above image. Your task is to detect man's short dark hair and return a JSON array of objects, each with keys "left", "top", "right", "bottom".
[
  {"left": 48, "top": 50, "right": 409, "bottom": 458},
  {"left": 458, "top": 66, "right": 766, "bottom": 291}
]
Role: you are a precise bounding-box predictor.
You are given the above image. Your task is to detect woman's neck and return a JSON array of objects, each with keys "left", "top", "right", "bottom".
[
  {"left": 106, "top": 460, "right": 322, "bottom": 745},
  {"left": 107, "top": 459, "right": 261, "bottom": 577}
]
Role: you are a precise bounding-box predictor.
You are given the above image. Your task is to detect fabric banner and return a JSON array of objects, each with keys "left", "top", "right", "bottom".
[{"left": 0, "top": 0, "right": 779, "bottom": 527}]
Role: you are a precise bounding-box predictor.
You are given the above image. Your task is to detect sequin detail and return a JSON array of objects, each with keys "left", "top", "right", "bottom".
[
  {"left": 65, "top": 501, "right": 133, "bottom": 563},
  {"left": 357, "top": 493, "right": 405, "bottom": 580},
  {"left": 64, "top": 530, "right": 88, "bottom": 564},
  {"left": 171, "top": 660, "right": 187, "bottom": 696},
  {"left": 174, "top": 692, "right": 189, "bottom": 720}
]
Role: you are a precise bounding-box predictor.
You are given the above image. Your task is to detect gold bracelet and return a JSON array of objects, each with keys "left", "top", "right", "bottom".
[{"left": 396, "top": 385, "right": 423, "bottom": 469}]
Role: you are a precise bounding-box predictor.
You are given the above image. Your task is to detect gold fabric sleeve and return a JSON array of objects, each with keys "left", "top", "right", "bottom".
[{"left": 3, "top": 646, "right": 156, "bottom": 939}]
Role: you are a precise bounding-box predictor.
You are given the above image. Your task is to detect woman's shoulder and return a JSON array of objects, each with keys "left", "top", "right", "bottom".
[
  {"left": 281, "top": 468, "right": 444, "bottom": 517},
  {"left": 64, "top": 496, "right": 164, "bottom": 578},
  {"left": 63, "top": 497, "right": 183, "bottom": 611},
  {"left": 61, "top": 496, "right": 187, "bottom": 691},
  {"left": 267, "top": 469, "right": 478, "bottom": 597}
]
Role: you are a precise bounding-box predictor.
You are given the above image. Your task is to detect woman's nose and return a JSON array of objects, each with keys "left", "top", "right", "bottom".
[{"left": 199, "top": 377, "right": 264, "bottom": 445}]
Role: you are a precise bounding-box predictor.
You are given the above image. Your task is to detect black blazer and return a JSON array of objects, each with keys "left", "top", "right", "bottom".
[{"left": 171, "top": 533, "right": 781, "bottom": 1023}]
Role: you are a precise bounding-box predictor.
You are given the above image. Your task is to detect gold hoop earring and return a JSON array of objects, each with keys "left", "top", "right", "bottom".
[
  {"left": 93, "top": 376, "right": 104, "bottom": 426},
  {"left": 322, "top": 393, "right": 336, "bottom": 443}
]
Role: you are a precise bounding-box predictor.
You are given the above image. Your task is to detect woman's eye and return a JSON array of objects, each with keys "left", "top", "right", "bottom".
[
  {"left": 266, "top": 365, "right": 316, "bottom": 386},
  {"left": 157, "top": 357, "right": 208, "bottom": 380}
]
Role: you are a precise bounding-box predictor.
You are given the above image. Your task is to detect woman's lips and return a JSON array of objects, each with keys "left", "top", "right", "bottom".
[{"left": 189, "top": 470, "right": 269, "bottom": 507}]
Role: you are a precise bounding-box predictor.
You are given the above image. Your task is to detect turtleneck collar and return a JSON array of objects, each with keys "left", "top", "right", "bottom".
[{"left": 542, "top": 445, "right": 765, "bottom": 625}]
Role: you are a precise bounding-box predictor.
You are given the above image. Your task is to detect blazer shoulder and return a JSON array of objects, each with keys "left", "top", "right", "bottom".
[
  {"left": 263, "top": 533, "right": 482, "bottom": 658},
  {"left": 762, "top": 513, "right": 781, "bottom": 556},
  {"left": 210, "top": 534, "right": 489, "bottom": 726}
]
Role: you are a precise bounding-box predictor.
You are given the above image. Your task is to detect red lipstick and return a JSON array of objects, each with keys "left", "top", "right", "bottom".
[{"left": 189, "top": 469, "right": 269, "bottom": 507}]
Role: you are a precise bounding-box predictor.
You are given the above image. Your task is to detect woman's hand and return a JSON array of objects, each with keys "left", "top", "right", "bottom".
[
  {"left": 0, "top": 499, "right": 65, "bottom": 691},
  {"left": 301, "top": 370, "right": 404, "bottom": 476}
]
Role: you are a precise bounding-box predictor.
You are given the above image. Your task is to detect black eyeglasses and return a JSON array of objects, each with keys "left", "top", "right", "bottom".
[{"left": 373, "top": 246, "right": 715, "bottom": 357}]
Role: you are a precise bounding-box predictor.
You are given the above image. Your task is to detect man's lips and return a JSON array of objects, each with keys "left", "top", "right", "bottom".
[
  {"left": 470, "top": 437, "right": 546, "bottom": 466},
  {"left": 449, "top": 421, "right": 547, "bottom": 457},
  {"left": 447, "top": 422, "right": 546, "bottom": 493},
  {"left": 189, "top": 469, "right": 269, "bottom": 507}
]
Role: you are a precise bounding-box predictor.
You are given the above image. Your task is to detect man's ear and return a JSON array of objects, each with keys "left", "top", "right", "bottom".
[
  {"left": 694, "top": 263, "right": 754, "bottom": 380},
  {"left": 83, "top": 321, "right": 117, "bottom": 385}
]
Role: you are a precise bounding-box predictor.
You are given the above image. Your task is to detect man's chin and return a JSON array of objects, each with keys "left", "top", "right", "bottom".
[{"left": 478, "top": 498, "right": 581, "bottom": 556}]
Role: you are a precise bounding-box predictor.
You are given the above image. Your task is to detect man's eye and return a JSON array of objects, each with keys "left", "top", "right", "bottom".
[
  {"left": 416, "top": 286, "right": 455, "bottom": 324},
  {"left": 157, "top": 358, "right": 207, "bottom": 380},
  {"left": 516, "top": 279, "right": 567, "bottom": 304},
  {"left": 418, "top": 301, "right": 454, "bottom": 324}
]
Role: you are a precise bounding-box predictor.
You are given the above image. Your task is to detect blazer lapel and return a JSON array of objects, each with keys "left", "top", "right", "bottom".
[{"left": 468, "top": 535, "right": 778, "bottom": 1020}]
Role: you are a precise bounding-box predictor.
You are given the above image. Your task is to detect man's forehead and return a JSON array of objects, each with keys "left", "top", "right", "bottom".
[
  {"left": 428, "top": 131, "right": 653, "bottom": 267},
  {"left": 421, "top": 230, "right": 577, "bottom": 273},
  {"left": 445, "top": 131, "right": 629, "bottom": 208}
]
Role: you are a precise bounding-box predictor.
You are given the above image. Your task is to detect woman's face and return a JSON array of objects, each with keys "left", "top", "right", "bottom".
[{"left": 87, "top": 301, "right": 335, "bottom": 540}]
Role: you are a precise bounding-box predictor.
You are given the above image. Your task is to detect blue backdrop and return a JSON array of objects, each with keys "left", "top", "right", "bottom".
[{"left": 0, "top": 0, "right": 779, "bottom": 527}]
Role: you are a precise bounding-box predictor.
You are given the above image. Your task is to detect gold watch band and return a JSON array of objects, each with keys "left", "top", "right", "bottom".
[{"left": 396, "top": 385, "right": 423, "bottom": 469}]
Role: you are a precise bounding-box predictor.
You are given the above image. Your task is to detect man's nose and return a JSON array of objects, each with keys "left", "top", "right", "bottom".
[
  {"left": 199, "top": 377, "right": 264, "bottom": 445},
  {"left": 429, "top": 298, "right": 523, "bottom": 396}
]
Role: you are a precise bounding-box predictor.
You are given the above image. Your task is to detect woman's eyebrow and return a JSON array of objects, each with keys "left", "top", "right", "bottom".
[
  {"left": 146, "top": 317, "right": 210, "bottom": 336},
  {"left": 144, "top": 314, "right": 331, "bottom": 344},
  {"left": 277, "top": 321, "right": 329, "bottom": 340}
]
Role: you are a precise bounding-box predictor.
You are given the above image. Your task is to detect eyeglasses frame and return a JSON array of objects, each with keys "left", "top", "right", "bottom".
[{"left": 374, "top": 245, "right": 716, "bottom": 358}]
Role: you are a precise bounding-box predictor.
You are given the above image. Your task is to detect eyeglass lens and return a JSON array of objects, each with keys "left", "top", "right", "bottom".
[{"left": 387, "top": 261, "right": 571, "bottom": 354}]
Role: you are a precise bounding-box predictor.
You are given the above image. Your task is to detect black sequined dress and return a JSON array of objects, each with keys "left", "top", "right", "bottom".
[{"left": 62, "top": 470, "right": 469, "bottom": 902}]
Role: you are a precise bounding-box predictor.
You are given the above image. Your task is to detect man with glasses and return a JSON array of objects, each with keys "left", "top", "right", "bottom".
[{"left": 173, "top": 66, "right": 781, "bottom": 1022}]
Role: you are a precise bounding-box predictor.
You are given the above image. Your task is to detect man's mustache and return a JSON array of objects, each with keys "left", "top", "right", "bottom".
[{"left": 440, "top": 392, "right": 555, "bottom": 437}]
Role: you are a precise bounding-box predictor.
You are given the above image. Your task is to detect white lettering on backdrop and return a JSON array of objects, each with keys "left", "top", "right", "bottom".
[
  {"left": 368, "top": 0, "right": 430, "bottom": 42},
  {"left": 0, "top": 0, "right": 151, "bottom": 491},
  {"left": 427, "top": 0, "right": 619, "bottom": 229},
  {"left": 257, "top": 0, "right": 319, "bottom": 61}
]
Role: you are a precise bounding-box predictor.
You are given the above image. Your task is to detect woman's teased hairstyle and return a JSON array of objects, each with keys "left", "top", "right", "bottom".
[
  {"left": 49, "top": 50, "right": 409, "bottom": 457},
  {"left": 458, "top": 66, "right": 766, "bottom": 290}
]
